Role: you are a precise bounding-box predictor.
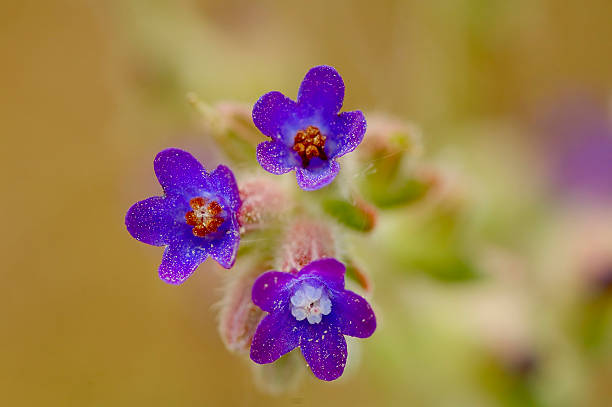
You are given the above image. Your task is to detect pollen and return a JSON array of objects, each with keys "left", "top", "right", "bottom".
[
  {"left": 292, "top": 126, "right": 328, "bottom": 168},
  {"left": 185, "top": 197, "right": 225, "bottom": 237}
]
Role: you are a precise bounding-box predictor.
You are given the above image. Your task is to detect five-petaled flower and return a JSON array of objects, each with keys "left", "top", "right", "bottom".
[
  {"left": 125, "top": 148, "right": 241, "bottom": 284},
  {"left": 253, "top": 65, "right": 367, "bottom": 191},
  {"left": 250, "top": 258, "right": 376, "bottom": 381}
]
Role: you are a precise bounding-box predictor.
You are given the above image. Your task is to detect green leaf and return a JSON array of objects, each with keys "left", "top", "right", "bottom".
[
  {"left": 322, "top": 198, "right": 375, "bottom": 232},
  {"left": 364, "top": 176, "right": 431, "bottom": 208}
]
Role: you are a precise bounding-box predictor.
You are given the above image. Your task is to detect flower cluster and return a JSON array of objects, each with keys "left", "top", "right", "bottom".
[{"left": 125, "top": 66, "right": 378, "bottom": 384}]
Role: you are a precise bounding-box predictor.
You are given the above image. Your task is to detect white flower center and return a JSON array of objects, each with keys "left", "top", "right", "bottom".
[{"left": 290, "top": 283, "right": 332, "bottom": 324}]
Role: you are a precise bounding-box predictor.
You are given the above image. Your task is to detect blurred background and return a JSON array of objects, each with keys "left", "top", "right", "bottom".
[{"left": 3, "top": 0, "right": 612, "bottom": 405}]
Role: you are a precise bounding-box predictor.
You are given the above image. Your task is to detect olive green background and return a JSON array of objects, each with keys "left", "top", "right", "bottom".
[{"left": 3, "top": 1, "right": 612, "bottom": 406}]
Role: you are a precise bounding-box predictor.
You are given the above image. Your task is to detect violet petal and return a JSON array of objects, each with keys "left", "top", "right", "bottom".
[
  {"left": 252, "top": 91, "right": 298, "bottom": 140},
  {"left": 209, "top": 218, "right": 240, "bottom": 269},
  {"left": 256, "top": 140, "right": 298, "bottom": 175},
  {"left": 208, "top": 165, "right": 241, "bottom": 211},
  {"left": 158, "top": 244, "right": 209, "bottom": 285},
  {"left": 333, "top": 290, "right": 376, "bottom": 338},
  {"left": 250, "top": 311, "right": 301, "bottom": 364},
  {"left": 297, "top": 258, "right": 346, "bottom": 291},
  {"left": 330, "top": 110, "right": 367, "bottom": 159},
  {"left": 295, "top": 158, "right": 340, "bottom": 191},
  {"left": 252, "top": 271, "right": 296, "bottom": 312},
  {"left": 297, "top": 65, "right": 345, "bottom": 116},
  {"left": 125, "top": 196, "right": 181, "bottom": 246},
  {"left": 300, "top": 323, "right": 347, "bottom": 381},
  {"left": 154, "top": 148, "right": 207, "bottom": 196}
]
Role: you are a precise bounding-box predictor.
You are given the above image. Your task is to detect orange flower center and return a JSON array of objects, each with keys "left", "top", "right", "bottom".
[
  {"left": 185, "top": 197, "right": 225, "bottom": 237},
  {"left": 292, "top": 126, "right": 327, "bottom": 168}
]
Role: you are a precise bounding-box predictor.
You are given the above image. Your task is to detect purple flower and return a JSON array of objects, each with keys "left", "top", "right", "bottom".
[
  {"left": 252, "top": 65, "right": 367, "bottom": 191},
  {"left": 125, "top": 148, "right": 241, "bottom": 284},
  {"left": 545, "top": 97, "right": 612, "bottom": 201},
  {"left": 250, "top": 258, "right": 376, "bottom": 381}
]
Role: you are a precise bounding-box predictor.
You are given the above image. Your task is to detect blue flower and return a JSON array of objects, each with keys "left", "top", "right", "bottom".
[
  {"left": 250, "top": 258, "right": 376, "bottom": 381},
  {"left": 253, "top": 65, "right": 367, "bottom": 190},
  {"left": 125, "top": 148, "right": 241, "bottom": 284}
]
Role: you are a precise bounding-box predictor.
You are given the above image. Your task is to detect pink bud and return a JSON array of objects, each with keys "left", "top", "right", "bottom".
[
  {"left": 238, "top": 178, "right": 290, "bottom": 232},
  {"left": 353, "top": 194, "right": 378, "bottom": 232},
  {"left": 216, "top": 101, "right": 261, "bottom": 143},
  {"left": 345, "top": 259, "right": 374, "bottom": 297},
  {"left": 280, "top": 219, "right": 337, "bottom": 272},
  {"left": 217, "top": 265, "right": 265, "bottom": 354},
  {"left": 359, "top": 113, "right": 423, "bottom": 158}
]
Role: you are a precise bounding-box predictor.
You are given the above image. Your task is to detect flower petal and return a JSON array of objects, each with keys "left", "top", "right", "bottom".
[
  {"left": 252, "top": 271, "right": 296, "bottom": 312},
  {"left": 250, "top": 311, "right": 301, "bottom": 364},
  {"left": 329, "top": 110, "right": 367, "bottom": 158},
  {"left": 333, "top": 290, "right": 376, "bottom": 338},
  {"left": 297, "top": 65, "right": 345, "bottom": 115},
  {"left": 256, "top": 141, "right": 297, "bottom": 175},
  {"left": 252, "top": 91, "right": 298, "bottom": 140},
  {"left": 125, "top": 196, "right": 184, "bottom": 246},
  {"left": 320, "top": 294, "right": 332, "bottom": 315},
  {"left": 300, "top": 323, "right": 347, "bottom": 381},
  {"left": 307, "top": 314, "right": 322, "bottom": 324},
  {"left": 295, "top": 158, "right": 340, "bottom": 191},
  {"left": 292, "top": 307, "right": 307, "bottom": 321},
  {"left": 304, "top": 285, "right": 320, "bottom": 302},
  {"left": 209, "top": 218, "right": 240, "bottom": 269},
  {"left": 158, "top": 243, "right": 209, "bottom": 285},
  {"left": 154, "top": 148, "right": 207, "bottom": 196},
  {"left": 208, "top": 165, "right": 241, "bottom": 211},
  {"left": 298, "top": 258, "right": 346, "bottom": 291}
]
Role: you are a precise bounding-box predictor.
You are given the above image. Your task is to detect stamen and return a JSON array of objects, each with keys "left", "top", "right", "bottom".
[
  {"left": 292, "top": 126, "right": 327, "bottom": 168},
  {"left": 185, "top": 197, "right": 226, "bottom": 237},
  {"left": 190, "top": 197, "right": 206, "bottom": 210}
]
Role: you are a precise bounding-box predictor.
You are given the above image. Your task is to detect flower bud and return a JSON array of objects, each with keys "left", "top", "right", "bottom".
[
  {"left": 358, "top": 113, "right": 423, "bottom": 160},
  {"left": 279, "top": 219, "right": 337, "bottom": 272},
  {"left": 238, "top": 177, "right": 290, "bottom": 233},
  {"left": 187, "top": 96, "right": 258, "bottom": 164},
  {"left": 355, "top": 115, "right": 435, "bottom": 208},
  {"left": 215, "top": 101, "right": 262, "bottom": 144},
  {"left": 321, "top": 194, "right": 377, "bottom": 232},
  {"left": 345, "top": 259, "right": 374, "bottom": 296},
  {"left": 217, "top": 264, "right": 265, "bottom": 354}
]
